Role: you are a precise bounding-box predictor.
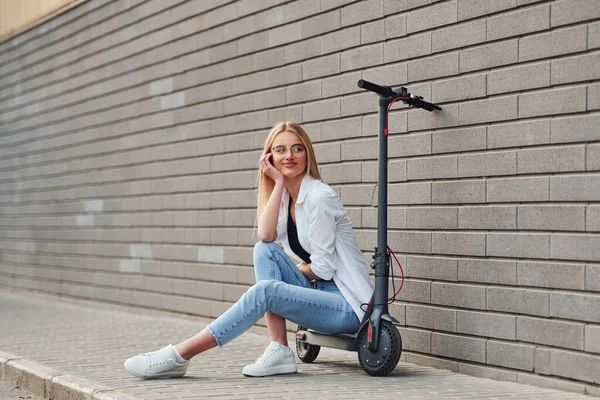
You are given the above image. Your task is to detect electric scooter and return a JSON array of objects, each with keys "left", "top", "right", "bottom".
[{"left": 295, "top": 79, "right": 442, "bottom": 376}]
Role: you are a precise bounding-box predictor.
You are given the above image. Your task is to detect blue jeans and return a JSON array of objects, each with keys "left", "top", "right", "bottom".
[{"left": 207, "top": 241, "right": 360, "bottom": 347}]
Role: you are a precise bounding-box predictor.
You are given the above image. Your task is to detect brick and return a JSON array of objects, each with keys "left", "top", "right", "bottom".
[
  {"left": 431, "top": 332, "right": 486, "bottom": 363},
  {"left": 432, "top": 127, "right": 486, "bottom": 154},
  {"left": 520, "top": 86, "right": 587, "bottom": 118},
  {"left": 534, "top": 347, "right": 552, "bottom": 375},
  {"left": 458, "top": 258, "right": 517, "bottom": 285},
  {"left": 588, "top": 205, "right": 600, "bottom": 232},
  {"left": 284, "top": 37, "right": 321, "bottom": 64},
  {"left": 407, "top": 0, "right": 457, "bottom": 33},
  {"left": 322, "top": 71, "right": 363, "bottom": 97},
  {"left": 340, "top": 184, "right": 375, "bottom": 206},
  {"left": 396, "top": 279, "right": 431, "bottom": 303},
  {"left": 459, "top": 206, "right": 516, "bottom": 230},
  {"left": 487, "top": 176, "right": 549, "bottom": 202},
  {"left": 487, "top": 5, "right": 550, "bottom": 41},
  {"left": 267, "top": 64, "right": 302, "bottom": 87},
  {"left": 408, "top": 52, "right": 459, "bottom": 82},
  {"left": 389, "top": 132, "right": 430, "bottom": 157},
  {"left": 518, "top": 145, "right": 586, "bottom": 175},
  {"left": 321, "top": 116, "right": 362, "bottom": 141},
  {"left": 321, "top": 26, "right": 361, "bottom": 54},
  {"left": 341, "top": 92, "right": 378, "bottom": 117},
  {"left": 389, "top": 231, "right": 431, "bottom": 254},
  {"left": 361, "top": 20, "right": 384, "bottom": 44},
  {"left": 519, "top": 372, "right": 588, "bottom": 394},
  {"left": 341, "top": 43, "right": 383, "bottom": 72},
  {"left": 518, "top": 205, "right": 585, "bottom": 231},
  {"left": 320, "top": 162, "right": 362, "bottom": 184},
  {"left": 487, "top": 286, "right": 550, "bottom": 317},
  {"left": 519, "top": 317, "right": 585, "bottom": 350},
  {"left": 550, "top": 291, "right": 600, "bottom": 323},
  {"left": 487, "top": 340, "right": 534, "bottom": 371},
  {"left": 585, "top": 325, "right": 600, "bottom": 353},
  {"left": 488, "top": 233, "right": 550, "bottom": 259},
  {"left": 268, "top": 106, "right": 303, "bottom": 126},
  {"left": 398, "top": 327, "right": 431, "bottom": 352},
  {"left": 458, "top": 0, "right": 516, "bottom": 20},
  {"left": 488, "top": 119, "right": 550, "bottom": 149},
  {"left": 408, "top": 104, "right": 458, "bottom": 131},
  {"left": 362, "top": 206, "right": 406, "bottom": 228},
  {"left": 519, "top": 25, "right": 587, "bottom": 62},
  {"left": 432, "top": 19, "right": 486, "bottom": 53},
  {"left": 286, "top": 81, "right": 321, "bottom": 104},
  {"left": 302, "top": 8, "right": 340, "bottom": 36},
  {"left": 518, "top": 261, "right": 585, "bottom": 291},
  {"left": 362, "top": 67, "right": 407, "bottom": 96},
  {"left": 550, "top": 175, "right": 600, "bottom": 201},
  {"left": 458, "top": 363, "right": 518, "bottom": 382},
  {"left": 432, "top": 74, "right": 486, "bottom": 104},
  {"left": 406, "top": 304, "right": 457, "bottom": 332},
  {"left": 383, "top": 32, "right": 431, "bottom": 63},
  {"left": 587, "top": 264, "right": 600, "bottom": 291},
  {"left": 552, "top": 53, "right": 600, "bottom": 86},
  {"left": 487, "top": 62, "right": 550, "bottom": 95},
  {"left": 385, "top": 14, "right": 407, "bottom": 39},
  {"left": 589, "top": 82, "right": 600, "bottom": 110},
  {"left": 341, "top": 0, "right": 383, "bottom": 27},
  {"left": 406, "top": 255, "right": 458, "bottom": 281},
  {"left": 432, "top": 180, "right": 486, "bottom": 204},
  {"left": 458, "top": 150, "right": 516, "bottom": 177},
  {"left": 459, "top": 95, "right": 518, "bottom": 125},
  {"left": 431, "top": 282, "right": 486, "bottom": 308},
  {"left": 457, "top": 311, "right": 516, "bottom": 340},
  {"left": 407, "top": 207, "right": 458, "bottom": 229},
  {"left": 551, "top": 0, "right": 600, "bottom": 27},
  {"left": 588, "top": 144, "right": 600, "bottom": 171},
  {"left": 383, "top": 0, "right": 430, "bottom": 14},
  {"left": 460, "top": 40, "right": 518, "bottom": 73},
  {"left": 268, "top": 21, "right": 302, "bottom": 47},
  {"left": 302, "top": 54, "right": 340, "bottom": 80},
  {"left": 591, "top": 21, "right": 600, "bottom": 49},
  {"left": 302, "top": 98, "right": 340, "bottom": 122},
  {"left": 407, "top": 156, "right": 457, "bottom": 180},
  {"left": 315, "top": 142, "right": 341, "bottom": 164},
  {"left": 550, "top": 349, "right": 600, "bottom": 384}
]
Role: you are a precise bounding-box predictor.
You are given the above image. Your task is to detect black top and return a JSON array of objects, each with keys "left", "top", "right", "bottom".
[{"left": 287, "top": 196, "right": 311, "bottom": 264}]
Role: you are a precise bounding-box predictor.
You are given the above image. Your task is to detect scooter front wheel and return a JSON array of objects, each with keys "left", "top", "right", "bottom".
[
  {"left": 295, "top": 326, "right": 321, "bottom": 363},
  {"left": 357, "top": 320, "right": 402, "bottom": 376}
]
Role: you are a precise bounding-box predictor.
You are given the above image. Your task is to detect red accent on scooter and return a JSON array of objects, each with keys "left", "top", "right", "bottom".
[{"left": 368, "top": 325, "right": 373, "bottom": 343}]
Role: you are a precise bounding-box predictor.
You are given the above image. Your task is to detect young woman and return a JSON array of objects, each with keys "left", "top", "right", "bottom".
[{"left": 124, "top": 121, "right": 373, "bottom": 378}]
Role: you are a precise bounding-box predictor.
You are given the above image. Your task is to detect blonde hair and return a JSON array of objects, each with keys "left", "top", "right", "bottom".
[{"left": 257, "top": 122, "right": 322, "bottom": 218}]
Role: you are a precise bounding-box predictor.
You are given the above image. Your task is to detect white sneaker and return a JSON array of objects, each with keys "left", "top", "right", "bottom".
[
  {"left": 124, "top": 344, "right": 189, "bottom": 379},
  {"left": 242, "top": 342, "right": 297, "bottom": 377}
]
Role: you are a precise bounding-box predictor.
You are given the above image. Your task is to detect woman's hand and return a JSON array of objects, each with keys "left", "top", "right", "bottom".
[
  {"left": 296, "top": 262, "right": 319, "bottom": 280},
  {"left": 260, "top": 153, "right": 284, "bottom": 183}
]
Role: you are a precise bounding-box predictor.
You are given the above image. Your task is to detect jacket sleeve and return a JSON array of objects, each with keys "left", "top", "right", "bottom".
[{"left": 306, "top": 190, "right": 340, "bottom": 280}]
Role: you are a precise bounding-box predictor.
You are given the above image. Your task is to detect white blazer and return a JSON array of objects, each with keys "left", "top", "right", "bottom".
[{"left": 274, "top": 174, "right": 374, "bottom": 320}]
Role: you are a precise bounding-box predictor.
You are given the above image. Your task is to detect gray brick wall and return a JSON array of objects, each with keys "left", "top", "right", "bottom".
[{"left": 0, "top": 0, "right": 598, "bottom": 393}]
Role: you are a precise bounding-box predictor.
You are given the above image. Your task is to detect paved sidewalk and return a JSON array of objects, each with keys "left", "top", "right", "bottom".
[{"left": 0, "top": 289, "right": 591, "bottom": 399}]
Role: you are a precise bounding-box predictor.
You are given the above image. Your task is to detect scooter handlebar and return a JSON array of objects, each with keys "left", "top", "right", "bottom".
[{"left": 357, "top": 79, "right": 394, "bottom": 97}]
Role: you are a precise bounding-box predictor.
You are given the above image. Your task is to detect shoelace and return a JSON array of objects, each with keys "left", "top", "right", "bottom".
[
  {"left": 144, "top": 347, "right": 172, "bottom": 367},
  {"left": 255, "top": 346, "right": 280, "bottom": 364}
]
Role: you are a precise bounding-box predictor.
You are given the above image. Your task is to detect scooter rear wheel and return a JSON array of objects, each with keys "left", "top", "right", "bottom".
[
  {"left": 295, "top": 326, "right": 321, "bottom": 363},
  {"left": 357, "top": 320, "right": 402, "bottom": 376}
]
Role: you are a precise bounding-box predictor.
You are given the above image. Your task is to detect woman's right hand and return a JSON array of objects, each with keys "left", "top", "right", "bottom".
[{"left": 260, "top": 153, "right": 284, "bottom": 183}]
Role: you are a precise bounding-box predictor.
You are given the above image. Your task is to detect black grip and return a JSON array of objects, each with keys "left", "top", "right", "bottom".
[
  {"left": 357, "top": 79, "right": 392, "bottom": 97},
  {"left": 413, "top": 98, "right": 442, "bottom": 112}
]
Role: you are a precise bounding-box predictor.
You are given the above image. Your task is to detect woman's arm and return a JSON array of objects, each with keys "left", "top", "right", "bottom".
[
  {"left": 257, "top": 179, "right": 285, "bottom": 242},
  {"left": 297, "top": 263, "right": 319, "bottom": 280},
  {"left": 257, "top": 153, "right": 285, "bottom": 242}
]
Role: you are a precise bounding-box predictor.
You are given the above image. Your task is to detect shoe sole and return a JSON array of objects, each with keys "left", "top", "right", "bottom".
[
  {"left": 124, "top": 362, "right": 188, "bottom": 379},
  {"left": 242, "top": 365, "right": 298, "bottom": 377}
]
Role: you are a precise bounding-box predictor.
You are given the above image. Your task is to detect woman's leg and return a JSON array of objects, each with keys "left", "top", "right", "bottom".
[
  {"left": 252, "top": 241, "right": 311, "bottom": 347},
  {"left": 176, "top": 241, "right": 311, "bottom": 358}
]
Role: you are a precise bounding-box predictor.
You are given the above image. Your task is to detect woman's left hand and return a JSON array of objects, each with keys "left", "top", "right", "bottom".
[{"left": 296, "top": 262, "right": 319, "bottom": 280}]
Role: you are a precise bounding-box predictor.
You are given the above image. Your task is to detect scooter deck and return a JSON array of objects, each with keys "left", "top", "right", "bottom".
[{"left": 296, "top": 329, "right": 358, "bottom": 352}]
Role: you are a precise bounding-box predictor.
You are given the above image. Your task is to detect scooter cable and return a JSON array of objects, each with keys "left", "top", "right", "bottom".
[{"left": 387, "top": 245, "right": 405, "bottom": 302}]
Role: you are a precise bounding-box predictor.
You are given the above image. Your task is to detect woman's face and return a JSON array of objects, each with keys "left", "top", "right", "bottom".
[{"left": 270, "top": 130, "right": 307, "bottom": 180}]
